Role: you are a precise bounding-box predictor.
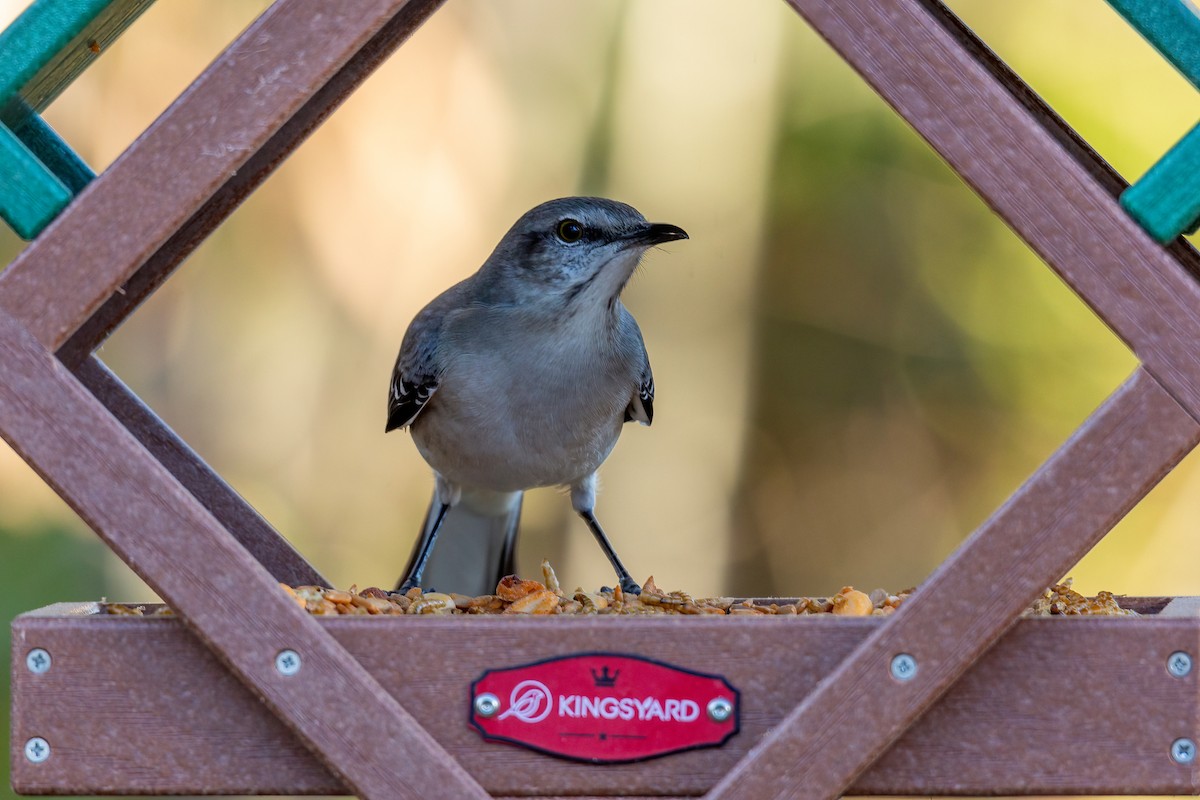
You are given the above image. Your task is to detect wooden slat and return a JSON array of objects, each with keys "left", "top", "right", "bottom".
[
  {"left": 2, "top": 103, "right": 93, "bottom": 239},
  {"left": 0, "top": 0, "right": 155, "bottom": 117},
  {"left": 53, "top": 0, "right": 446, "bottom": 367},
  {"left": 706, "top": 368, "right": 1200, "bottom": 800},
  {"left": 1122, "top": 121, "right": 1200, "bottom": 243},
  {"left": 0, "top": 120, "right": 70, "bottom": 239},
  {"left": 1105, "top": 0, "right": 1200, "bottom": 92},
  {"left": 36, "top": 0, "right": 444, "bottom": 593},
  {"left": 0, "top": 0, "right": 444, "bottom": 354},
  {"left": 788, "top": 0, "right": 1200, "bottom": 424},
  {"left": 0, "top": 311, "right": 487, "bottom": 799},
  {"left": 9, "top": 106, "right": 94, "bottom": 193},
  {"left": 75, "top": 356, "right": 327, "bottom": 587},
  {"left": 11, "top": 606, "right": 1199, "bottom": 795},
  {"left": 1105, "top": 0, "right": 1200, "bottom": 241},
  {"left": 3, "top": 3, "right": 1193, "bottom": 800}
]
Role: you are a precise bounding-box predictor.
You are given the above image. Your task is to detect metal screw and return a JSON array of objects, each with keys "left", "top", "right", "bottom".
[
  {"left": 274, "top": 649, "right": 301, "bottom": 676},
  {"left": 25, "top": 648, "right": 51, "bottom": 674},
  {"left": 24, "top": 737, "right": 50, "bottom": 763},
  {"left": 890, "top": 653, "right": 918, "bottom": 681},
  {"left": 474, "top": 692, "right": 500, "bottom": 718},
  {"left": 707, "top": 697, "right": 734, "bottom": 723},
  {"left": 1172, "top": 738, "right": 1197, "bottom": 764},
  {"left": 1168, "top": 651, "right": 1193, "bottom": 678}
]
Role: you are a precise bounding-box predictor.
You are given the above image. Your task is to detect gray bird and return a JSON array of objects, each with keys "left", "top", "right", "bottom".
[{"left": 386, "top": 197, "right": 688, "bottom": 596}]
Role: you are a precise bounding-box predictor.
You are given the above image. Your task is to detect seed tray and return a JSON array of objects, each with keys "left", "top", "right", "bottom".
[{"left": 10, "top": 596, "right": 1197, "bottom": 796}]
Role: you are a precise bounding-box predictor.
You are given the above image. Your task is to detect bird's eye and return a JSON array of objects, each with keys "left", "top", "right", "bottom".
[{"left": 556, "top": 219, "right": 584, "bottom": 243}]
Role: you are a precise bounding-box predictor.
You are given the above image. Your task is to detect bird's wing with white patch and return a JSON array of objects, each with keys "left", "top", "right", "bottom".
[
  {"left": 386, "top": 311, "right": 443, "bottom": 432},
  {"left": 387, "top": 369, "right": 437, "bottom": 432},
  {"left": 625, "top": 361, "right": 654, "bottom": 426}
]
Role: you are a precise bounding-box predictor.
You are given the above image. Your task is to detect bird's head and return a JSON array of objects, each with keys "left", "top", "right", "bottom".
[{"left": 476, "top": 197, "right": 688, "bottom": 311}]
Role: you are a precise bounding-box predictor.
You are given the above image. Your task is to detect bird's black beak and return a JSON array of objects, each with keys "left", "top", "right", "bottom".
[{"left": 623, "top": 222, "right": 689, "bottom": 247}]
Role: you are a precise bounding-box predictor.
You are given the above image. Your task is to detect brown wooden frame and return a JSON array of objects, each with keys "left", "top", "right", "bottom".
[
  {"left": 12, "top": 597, "right": 1198, "bottom": 796},
  {"left": 7, "top": 0, "right": 1200, "bottom": 797}
]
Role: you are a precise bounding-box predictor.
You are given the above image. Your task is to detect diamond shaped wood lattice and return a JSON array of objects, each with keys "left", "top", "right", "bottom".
[{"left": 5, "top": 1, "right": 1200, "bottom": 798}]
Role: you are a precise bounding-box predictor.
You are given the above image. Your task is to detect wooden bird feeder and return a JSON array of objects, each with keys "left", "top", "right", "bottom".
[{"left": 8, "top": 0, "right": 1200, "bottom": 797}]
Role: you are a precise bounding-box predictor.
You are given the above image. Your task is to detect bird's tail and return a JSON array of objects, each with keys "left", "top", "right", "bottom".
[{"left": 398, "top": 488, "right": 522, "bottom": 596}]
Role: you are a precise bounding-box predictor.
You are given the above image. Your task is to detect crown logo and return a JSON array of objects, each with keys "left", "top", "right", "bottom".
[{"left": 591, "top": 666, "right": 619, "bottom": 688}]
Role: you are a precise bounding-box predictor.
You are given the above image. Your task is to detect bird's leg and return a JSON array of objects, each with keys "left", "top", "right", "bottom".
[
  {"left": 396, "top": 502, "right": 450, "bottom": 593},
  {"left": 577, "top": 508, "right": 641, "bottom": 596},
  {"left": 571, "top": 474, "right": 640, "bottom": 595},
  {"left": 495, "top": 493, "right": 522, "bottom": 583}
]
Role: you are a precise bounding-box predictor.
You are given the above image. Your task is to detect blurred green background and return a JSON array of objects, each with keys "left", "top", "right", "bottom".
[{"left": 2, "top": 1, "right": 1199, "bottom": 797}]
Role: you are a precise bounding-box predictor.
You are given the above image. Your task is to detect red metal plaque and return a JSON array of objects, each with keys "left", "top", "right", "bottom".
[{"left": 469, "top": 652, "right": 739, "bottom": 763}]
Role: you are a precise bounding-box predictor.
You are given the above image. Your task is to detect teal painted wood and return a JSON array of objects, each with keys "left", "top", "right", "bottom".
[
  {"left": 1108, "top": 0, "right": 1200, "bottom": 241},
  {"left": 0, "top": 0, "right": 150, "bottom": 238},
  {"left": 0, "top": 121, "right": 71, "bottom": 239},
  {"left": 9, "top": 102, "right": 93, "bottom": 193},
  {"left": 1122, "top": 121, "right": 1200, "bottom": 243},
  {"left": 0, "top": 0, "right": 154, "bottom": 118},
  {"left": 1106, "top": 0, "right": 1200, "bottom": 91}
]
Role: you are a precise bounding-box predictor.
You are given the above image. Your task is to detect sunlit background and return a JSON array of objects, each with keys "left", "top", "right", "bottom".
[{"left": 2, "top": 0, "right": 1200, "bottom": 797}]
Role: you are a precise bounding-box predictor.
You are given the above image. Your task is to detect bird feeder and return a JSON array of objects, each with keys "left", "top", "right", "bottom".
[{"left": 8, "top": 0, "right": 1200, "bottom": 797}]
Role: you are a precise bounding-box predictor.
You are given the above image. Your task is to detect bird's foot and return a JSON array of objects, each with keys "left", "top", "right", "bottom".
[{"left": 618, "top": 576, "right": 642, "bottom": 596}]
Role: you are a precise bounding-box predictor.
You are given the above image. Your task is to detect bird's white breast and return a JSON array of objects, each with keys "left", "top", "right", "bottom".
[{"left": 411, "top": 308, "right": 636, "bottom": 492}]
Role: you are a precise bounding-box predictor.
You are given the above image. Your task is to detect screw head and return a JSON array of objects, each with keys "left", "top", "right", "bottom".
[
  {"left": 25, "top": 648, "right": 51, "bottom": 674},
  {"left": 24, "top": 737, "right": 50, "bottom": 763},
  {"left": 1168, "top": 651, "right": 1193, "bottom": 678},
  {"left": 890, "top": 653, "right": 918, "bottom": 681},
  {"left": 474, "top": 692, "right": 500, "bottom": 717},
  {"left": 707, "top": 697, "right": 734, "bottom": 723},
  {"left": 1172, "top": 737, "right": 1197, "bottom": 764},
  {"left": 274, "top": 649, "right": 302, "bottom": 676}
]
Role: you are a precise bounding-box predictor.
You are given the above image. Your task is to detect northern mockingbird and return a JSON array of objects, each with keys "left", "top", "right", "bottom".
[{"left": 386, "top": 197, "right": 688, "bottom": 596}]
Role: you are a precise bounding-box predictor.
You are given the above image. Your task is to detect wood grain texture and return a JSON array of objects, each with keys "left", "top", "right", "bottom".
[
  {"left": 11, "top": 606, "right": 1199, "bottom": 796},
  {"left": 0, "top": 312, "right": 486, "bottom": 799},
  {"left": 706, "top": 368, "right": 1200, "bottom": 800},
  {"left": 788, "top": 0, "right": 1200, "bottom": 424},
  {"left": 0, "top": 0, "right": 445, "bottom": 354},
  {"left": 75, "top": 356, "right": 327, "bottom": 587}
]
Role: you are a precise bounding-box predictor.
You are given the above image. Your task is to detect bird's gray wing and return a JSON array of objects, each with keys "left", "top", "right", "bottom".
[
  {"left": 625, "top": 359, "right": 654, "bottom": 426},
  {"left": 386, "top": 303, "right": 447, "bottom": 433},
  {"left": 387, "top": 370, "right": 436, "bottom": 432},
  {"left": 618, "top": 305, "right": 654, "bottom": 427}
]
